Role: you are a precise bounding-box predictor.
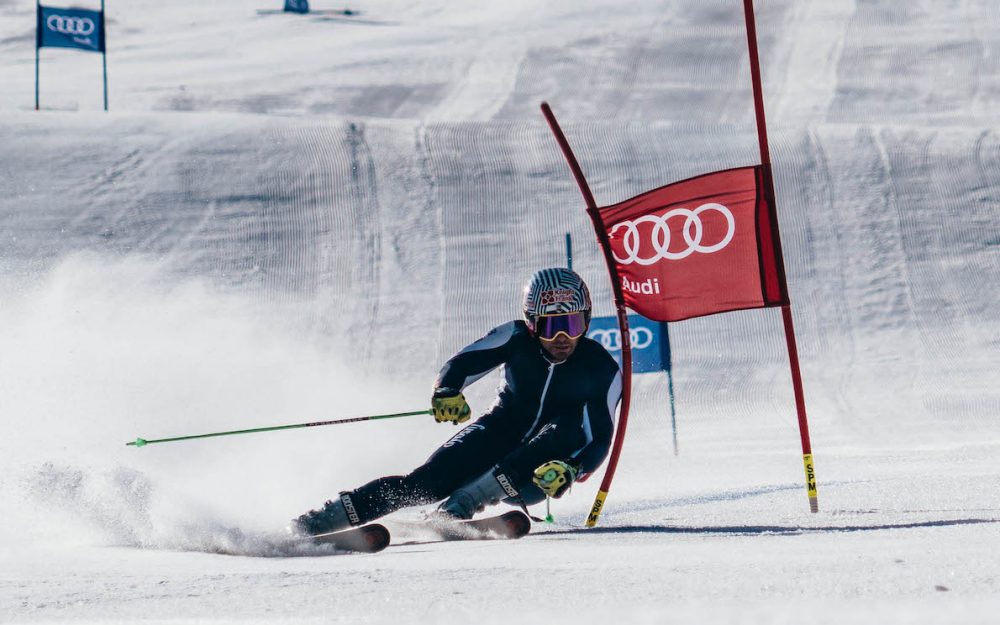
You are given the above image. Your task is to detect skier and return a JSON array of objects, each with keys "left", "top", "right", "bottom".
[{"left": 292, "top": 267, "right": 622, "bottom": 535}]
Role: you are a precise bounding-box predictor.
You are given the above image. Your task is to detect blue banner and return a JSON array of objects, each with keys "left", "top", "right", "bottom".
[
  {"left": 588, "top": 314, "right": 671, "bottom": 374},
  {"left": 38, "top": 6, "right": 104, "bottom": 52},
  {"left": 284, "top": 0, "right": 310, "bottom": 13}
]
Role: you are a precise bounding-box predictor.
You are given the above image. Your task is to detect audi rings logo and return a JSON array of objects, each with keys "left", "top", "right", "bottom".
[
  {"left": 47, "top": 15, "right": 96, "bottom": 37},
  {"left": 588, "top": 327, "right": 654, "bottom": 351},
  {"left": 611, "top": 203, "right": 736, "bottom": 265}
]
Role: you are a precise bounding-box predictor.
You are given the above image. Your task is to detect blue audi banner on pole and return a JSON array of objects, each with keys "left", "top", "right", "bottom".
[
  {"left": 588, "top": 314, "right": 670, "bottom": 374},
  {"left": 284, "top": 0, "right": 310, "bottom": 13},
  {"left": 35, "top": 1, "right": 108, "bottom": 111},
  {"left": 37, "top": 5, "right": 104, "bottom": 52}
]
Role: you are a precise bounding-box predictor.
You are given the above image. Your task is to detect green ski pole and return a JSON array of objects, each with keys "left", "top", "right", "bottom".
[{"left": 126, "top": 409, "right": 432, "bottom": 448}]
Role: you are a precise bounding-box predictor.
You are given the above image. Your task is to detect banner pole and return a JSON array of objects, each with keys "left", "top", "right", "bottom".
[
  {"left": 663, "top": 322, "right": 679, "bottom": 456},
  {"left": 781, "top": 304, "right": 817, "bottom": 508},
  {"left": 541, "top": 101, "right": 633, "bottom": 528},
  {"left": 101, "top": 0, "right": 107, "bottom": 111},
  {"left": 565, "top": 232, "right": 573, "bottom": 270},
  {"left": 742, "top": 0, "right": 818, "bottom": 512},
  {"left": 667, "top": 367, "right": 678, "bottom": 455},
  {"left": 35, "top": 0, "right": 40, "bottom": 110}
]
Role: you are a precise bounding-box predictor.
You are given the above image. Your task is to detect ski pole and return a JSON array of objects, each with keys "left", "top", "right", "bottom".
[{"left": 126, "top": 409, "right": 432, "bottom": 448}]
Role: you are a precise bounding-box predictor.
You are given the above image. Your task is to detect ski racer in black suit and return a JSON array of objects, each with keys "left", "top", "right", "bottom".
[{"left": 293, "top": 267, "right": 623, "bottom": 535}]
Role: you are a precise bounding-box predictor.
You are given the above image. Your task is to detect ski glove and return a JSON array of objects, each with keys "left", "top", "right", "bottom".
[
  {"left": 532, "top": 460, "right": 578, "bottom": 498},
  {"left": 432, "top": 388, "right": 471, "bottom": 425}
]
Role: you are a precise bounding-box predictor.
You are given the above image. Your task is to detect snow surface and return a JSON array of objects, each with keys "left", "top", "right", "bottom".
[{"left": 1, "top": 0, "right": 1000, "bottom": 623}]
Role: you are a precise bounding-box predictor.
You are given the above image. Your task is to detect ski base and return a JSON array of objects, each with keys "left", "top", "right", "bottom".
[
  {"left": 311, "top": 523, "right": 390, "bottom": 553},
  {"left": 428, "top": 510, "right": 531, "bottom": 541}
]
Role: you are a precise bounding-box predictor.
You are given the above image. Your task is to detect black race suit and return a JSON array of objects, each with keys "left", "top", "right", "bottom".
[{"left": 343, "top": 320, "right": 622, "bottom": 524}]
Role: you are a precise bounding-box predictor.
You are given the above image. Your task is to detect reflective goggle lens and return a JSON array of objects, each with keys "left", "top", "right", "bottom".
[{"left": 534, "top": 312, "right": 588, "bottom": 341}]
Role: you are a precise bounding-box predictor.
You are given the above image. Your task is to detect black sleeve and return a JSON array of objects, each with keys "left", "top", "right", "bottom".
[
  {"left": 495, "top": 360, "right": 622, "bottom": 485},
  {"left": 568, "top": 365, "right": 622, "bottom": 473},
  {"left": 434, "top": 322, "right": 519, "bottom": 392}
]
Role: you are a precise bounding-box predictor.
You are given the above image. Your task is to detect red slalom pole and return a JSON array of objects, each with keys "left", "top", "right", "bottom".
[
  {"left": 541, "top": 102, "right": 634, "bottom": 527},
  {"left": 743, "top": 0, "right": 818, "bottom": 512}
]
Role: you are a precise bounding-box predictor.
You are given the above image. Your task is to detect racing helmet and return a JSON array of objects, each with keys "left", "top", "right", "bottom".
[{"left": 522, "top": 268, "right": 592, "bottom": 340}]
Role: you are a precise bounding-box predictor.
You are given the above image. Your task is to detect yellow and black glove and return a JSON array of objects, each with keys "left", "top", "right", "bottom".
[
  {"left": 532, "top": 460, "right": 579, "bottom": 498},
  {"left": 431, "top": 388, "right": 471, "bottom": 425}
]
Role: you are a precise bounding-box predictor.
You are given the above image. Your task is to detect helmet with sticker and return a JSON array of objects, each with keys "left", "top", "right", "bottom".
[{"left": 522, "top": 267, "right": 592, "bottom": 332}]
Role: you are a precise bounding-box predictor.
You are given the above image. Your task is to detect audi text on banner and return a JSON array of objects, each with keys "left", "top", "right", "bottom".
[
  {"left": 37, "top": 6, "right": 105, "bottom": 53},
  {"left": 599, "top": 165, "right": 788, "bottom": 322}
]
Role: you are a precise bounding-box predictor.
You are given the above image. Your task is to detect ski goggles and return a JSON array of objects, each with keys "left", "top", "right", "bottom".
[{"left": 533, "top": 311, "right": 589, "bottom": 341}]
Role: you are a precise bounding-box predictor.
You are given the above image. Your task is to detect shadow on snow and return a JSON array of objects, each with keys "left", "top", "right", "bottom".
[{"left": 539, "top": 518, "right": 1000, "bottom": 537}]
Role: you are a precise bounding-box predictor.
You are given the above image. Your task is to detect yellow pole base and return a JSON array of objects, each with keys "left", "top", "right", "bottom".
[
  {"left": 586, "top": 490, "right": 608, "bottom": 527},
  {"left": 803, "top": 454, "right": 818, "bottom": 512}
]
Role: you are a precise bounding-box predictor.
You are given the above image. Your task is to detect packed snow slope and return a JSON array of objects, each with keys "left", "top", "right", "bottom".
[{"left": 1, "top": 1, "right": 999, "bottom": 624}]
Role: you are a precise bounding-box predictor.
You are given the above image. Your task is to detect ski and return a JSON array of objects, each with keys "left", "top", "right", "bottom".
[
  {"left": 311, "top": 523, "right": 390, "bottom": 553},
  {"left": 427, "top": 510, "right": 532, "bottom": 541}
]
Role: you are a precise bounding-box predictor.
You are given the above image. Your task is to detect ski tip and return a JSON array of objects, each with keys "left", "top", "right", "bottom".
[
  {"left": 361, "top": 524, "right": 391, "bottom": 552},
  {"left": 501, "top": 511, "right": 532, "bottom": 539},
  {"left": 312, "top": 523, "right": 390, "bottom": 553}
]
